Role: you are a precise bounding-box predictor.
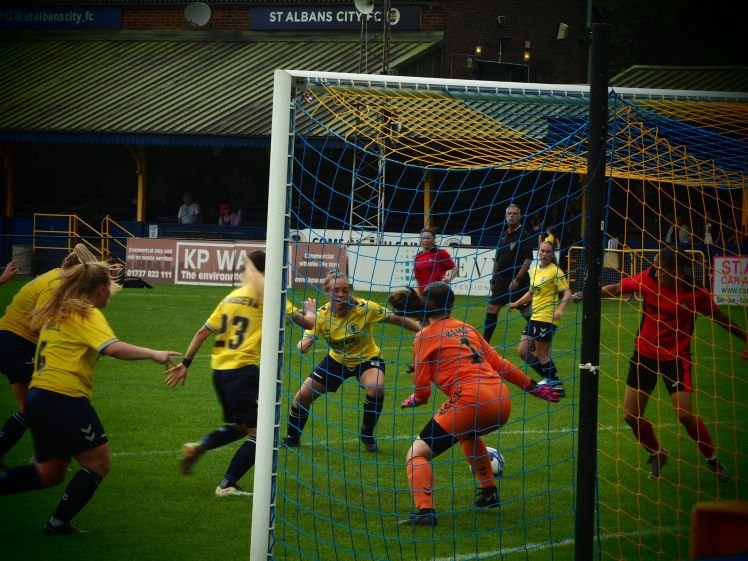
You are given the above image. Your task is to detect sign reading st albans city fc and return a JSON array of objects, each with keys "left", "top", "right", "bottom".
[{"left": 251, "top": 6, "right": 420, "bottom": 31}]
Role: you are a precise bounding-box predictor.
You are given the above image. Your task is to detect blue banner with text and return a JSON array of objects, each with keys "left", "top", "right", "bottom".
[
  {"left": 0, "top": 7, "right": 122, "bottom": 29},
  {"left": 252, "top": 6, "right": 421, "bottom": 31}
]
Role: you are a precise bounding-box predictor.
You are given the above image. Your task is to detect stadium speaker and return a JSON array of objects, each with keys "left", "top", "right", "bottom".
[{"left": 354, "top": 0, "right": 375, "bottom": 15}]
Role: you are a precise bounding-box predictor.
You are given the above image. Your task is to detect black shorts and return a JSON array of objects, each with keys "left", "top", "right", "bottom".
[
  {"left": 418, "top": 418, "right": 458, "bottom": 458},
  {"left": 25, "top": 388, "right": 108, "bottom": 462},
  {"left": 489, "top": 276, "right": 531, "bottom": 313},
  {"left": 310, "top": 355, "right": 385, "bottom": 393},
  {"left": 626, "top": 352, "right": 692, "bottom": 395},
  {"left": 213, "top": 365, "right": 260, "bottom": 426},
  {"left": 526, "top": 320, "right": 556, "bottom": 342},
  {"left": 0, "top": 330, "right": 36, "bottom": 385}
]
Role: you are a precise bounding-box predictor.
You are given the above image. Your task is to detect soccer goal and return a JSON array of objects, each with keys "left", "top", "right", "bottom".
[{"left": 252, "top": 68, "right": 748, "bottom": 561}]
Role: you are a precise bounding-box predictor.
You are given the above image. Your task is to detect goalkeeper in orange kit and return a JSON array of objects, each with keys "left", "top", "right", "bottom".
[{"left": 394, "top": 283, "right": 562, "bottom": 526}]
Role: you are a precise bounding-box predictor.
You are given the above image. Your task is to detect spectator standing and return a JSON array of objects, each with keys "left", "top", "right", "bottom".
[
  {"left": 412, "top": 228, "right": 457, "bottom": 296},
  {"left": 483, "top": 204, "right": 534, "bottom": 345},
  {"left": 177, "top": 192, "right": 201, "bottom": 225}
]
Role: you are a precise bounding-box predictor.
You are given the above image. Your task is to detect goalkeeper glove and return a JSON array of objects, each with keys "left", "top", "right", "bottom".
[
  {"left": 400, "top": 393, "right": 425, "bottom": 408},
  {"left": 528, "top": 383, "right": 562, "bottom": 402}
]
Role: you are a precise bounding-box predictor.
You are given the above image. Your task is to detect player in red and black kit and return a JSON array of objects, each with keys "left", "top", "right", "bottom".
[
  {"left": 602, "top": 246, "right": 747, "bottom": 482},
  {"left": 412, "top": 228, "right": 457, "bottom": 296}
]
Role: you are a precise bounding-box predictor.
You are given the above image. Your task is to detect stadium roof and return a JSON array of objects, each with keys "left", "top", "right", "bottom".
[
  {"left": 0, "top": 30, "right": 443, "bottom": 147},
  {"left": 18, "top": 0, "right": 427, "bottom": 4},
  {"left": 611, "top": 65, "right": 748, "bottom": 94}
]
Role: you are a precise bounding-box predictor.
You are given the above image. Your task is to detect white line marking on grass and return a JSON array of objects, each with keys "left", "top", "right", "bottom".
[
  {"left": 430, "top": 526, "right": 684, "bottom": 561},
  {"left": 111, "top": 449, "right": 178, "bottom": 457},
  {"left": 109, "top": 423, "right": 680, "bottom": 457}
]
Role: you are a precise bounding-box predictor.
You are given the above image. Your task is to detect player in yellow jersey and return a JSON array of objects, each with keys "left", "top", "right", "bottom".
[
  {"left": 509, "top": 240, "right": 574, "bottom": 395},
  {"left": 0, "top": 261, "right": 179, "bottom": 534},
  {"left": 284, "top": 271, "right": 421, "bottom": 452},
  {"left": 165, "top": 250, "right": 315, "bottom": 496},
  {"left": 0, "top": 244, "right": 97, "bottom": 467}
]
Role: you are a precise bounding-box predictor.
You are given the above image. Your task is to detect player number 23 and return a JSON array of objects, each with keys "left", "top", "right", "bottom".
[{"left": 215, "top": 314, "right": 250, "bottom": 350}]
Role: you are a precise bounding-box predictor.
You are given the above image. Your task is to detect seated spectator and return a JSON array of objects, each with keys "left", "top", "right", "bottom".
[
  {"left": 177, "top": 192, "right": 201, "bottom": 225},
  {"left": 702, "top": 211, "right": 720, "bottom": 246},
  {"left": 218, "top": 203, "right": 242, "bottom": 226},
  {"left": 665, "top": 216, "right": 690, "bottom": 245}
]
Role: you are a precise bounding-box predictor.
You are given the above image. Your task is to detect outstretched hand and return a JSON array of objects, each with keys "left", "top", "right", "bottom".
[
  {"left": 400, "top": 393, "right": 425, "bottom": 409},
  {"left": 164, "top": 363, "right": 188, "bottom": 387},
  {"left": 529, "top": 383, "right": 562, "bottom": 402},
  {"left": 303, "top": 298, "right": 317, "bottom": 314},
  {"left": 153, "top": 351, "right": 181, "bottom": 365}
]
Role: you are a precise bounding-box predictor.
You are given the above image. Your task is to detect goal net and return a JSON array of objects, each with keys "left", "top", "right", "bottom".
[{"left": 252, "top": 70, "right": 748, "bottom": 561}]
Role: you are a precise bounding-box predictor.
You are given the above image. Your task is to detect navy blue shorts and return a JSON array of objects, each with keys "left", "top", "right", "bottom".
[
  {"left": 310, "top": 355, "right": 385, "bottom": 393},
  {"left": 526, "top": 320, "right": 556, "bottom": 342},
  {"left": 24, "top": 388, "right": 108, "bottom": 462},
  {"left": 0, "top": 330, "right": 36, "bottom": 385},
  {"left": 213, "top": 365, "right": 260, "bottom": 426}
]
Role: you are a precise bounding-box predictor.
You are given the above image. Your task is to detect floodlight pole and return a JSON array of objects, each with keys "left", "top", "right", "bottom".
[{"left": 575, "top": 23, "right": 610, "bottom": 561}]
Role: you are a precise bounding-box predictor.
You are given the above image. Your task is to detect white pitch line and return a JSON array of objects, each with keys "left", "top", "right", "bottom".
[
  {"left": 109, "top": 423, "right": 680, "bottom": 457},
  {"left": 430, "top": 525, "right": 685, "bottom": 561},
  {"left": 111, "top": 449, "right": 179, "bottom": 457}
]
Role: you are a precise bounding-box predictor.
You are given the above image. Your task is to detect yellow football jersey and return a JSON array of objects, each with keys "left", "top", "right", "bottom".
[
  {"left": 204, "top": 287, "right": 297, "bottom": 370},
  {"left": 0, "top": 268, "right": 62, "bottom": 343},
  {"left": 30, "top": 307, "right": 118, "bottom": 399},
  {"left": 306, "top": 298, "right": 387, "bottom": 367},
  {"left": 528, "top": 263, "right": 569, "bottom": 324}
]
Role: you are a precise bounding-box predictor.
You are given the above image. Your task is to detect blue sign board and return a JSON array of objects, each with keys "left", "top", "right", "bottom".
[
  {"left": 252, "top": 6, "right": 421, "bottom": 31},
  {"left": 0, "top": 7, "right": 122, "bottom": 29}
]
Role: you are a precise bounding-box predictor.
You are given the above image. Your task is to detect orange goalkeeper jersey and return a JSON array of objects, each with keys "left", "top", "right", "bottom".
[{"left": 412, "top": 317, "right": 531, "bottom": 404}]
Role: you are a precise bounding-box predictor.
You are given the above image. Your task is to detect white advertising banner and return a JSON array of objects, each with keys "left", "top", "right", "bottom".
[
  {"left": 290, "top": 228, "right": 470, "bottom": 247},
  {"left": 126, "top": 237, "right": 496, "bottom": 296},
  {"left": 346, "top": 244, "right": 495, "bottom": 296},
  {"left": 712, "top": 256, "right": 748, "bottom": 305},
  {"left": 174, "top": 241, "right": 266, "bottom": 286}
]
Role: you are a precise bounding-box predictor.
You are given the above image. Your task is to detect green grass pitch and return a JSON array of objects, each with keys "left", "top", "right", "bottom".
[{"left": 0, "top": 280, "right": 745, "bottom": 561}]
